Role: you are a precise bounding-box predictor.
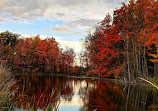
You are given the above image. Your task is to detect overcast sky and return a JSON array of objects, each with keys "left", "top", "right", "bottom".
[{"left": 0, "top": 0, "right": 128, "bottom": 54}]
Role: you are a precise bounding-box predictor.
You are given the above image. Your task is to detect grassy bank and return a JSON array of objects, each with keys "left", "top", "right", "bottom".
[
  {"left": 0, "top": 66, "right": 16, "bottom": 111},
  {"left": 148, "top": 77, "right": 158, "bottom": 85}
]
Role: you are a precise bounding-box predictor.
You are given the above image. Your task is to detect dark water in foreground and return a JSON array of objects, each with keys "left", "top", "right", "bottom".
[{"left": 13, "top": 75, "right": 158, "bottom": 111}]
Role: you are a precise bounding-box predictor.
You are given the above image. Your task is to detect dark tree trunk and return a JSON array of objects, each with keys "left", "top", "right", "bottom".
[{"left": 154, "top": 62, "right": 158, "bottom": 77}]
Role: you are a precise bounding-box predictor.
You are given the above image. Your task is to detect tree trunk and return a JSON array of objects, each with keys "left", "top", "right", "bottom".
[
  {"left": 154, "top": 62, "right": 158, "bottom": 77},
  {"left": 126, "top": 34, "right": 131, "bottom": 83}
]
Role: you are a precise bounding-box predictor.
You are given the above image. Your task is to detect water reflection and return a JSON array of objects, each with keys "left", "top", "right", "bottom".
[{"left": 13, "top": 75, "right": 158, "bottom": 111}]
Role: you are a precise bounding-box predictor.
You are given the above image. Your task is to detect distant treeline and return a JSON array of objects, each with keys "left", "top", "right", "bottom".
[
  {"left": 0, "top": 31, "right": 80, "bottom": 74},
  {"left": 82, "top": 0, "right": 158, "bottom": 82}
]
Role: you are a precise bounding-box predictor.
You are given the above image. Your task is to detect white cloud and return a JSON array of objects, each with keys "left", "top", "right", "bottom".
[
  {"left": 52, "top": 19, "right": 100, "bottom": 34},
  {"left": 71, "top": 31, "right": 84, "bottom": 35},
  {"left": 57, "top": 40, "right": 82, "bottom": 53},
  {"left": 0, "top": 0, "right": 128, "bottom": 30}
]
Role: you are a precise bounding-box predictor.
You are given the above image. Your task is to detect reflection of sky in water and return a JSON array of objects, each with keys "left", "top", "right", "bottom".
[
  {"left": 16, "top": 106, "right": 82, "bottom": 111},
  {"left": 58, "top": 106, "right": 82, "bottom": 111},
  {"left": 58, "top": 79, "right": 96, "bottom": 111},
  {"left": 59, "top": 80, "right": 85, "bottom": 110},
  {"left": 59, "top": 80, "right": 96, "bottom": 111}
]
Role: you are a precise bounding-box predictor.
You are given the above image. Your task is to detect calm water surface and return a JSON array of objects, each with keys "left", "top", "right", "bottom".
[{"left": 13, "top": 75, "right": 158, "bottom": 111}]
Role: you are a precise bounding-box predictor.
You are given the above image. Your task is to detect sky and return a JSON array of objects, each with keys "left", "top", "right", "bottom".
[{"left": 0, "top": 0, "right": 128, "bottom": 60}]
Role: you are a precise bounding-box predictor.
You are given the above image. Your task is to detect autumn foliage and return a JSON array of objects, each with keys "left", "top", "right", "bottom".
[
  {"left": 84, "top": 0, "right": 158, "bottom": 79},
  {"left": 0, "top": 31, "right": 77, "bottom": 74}
]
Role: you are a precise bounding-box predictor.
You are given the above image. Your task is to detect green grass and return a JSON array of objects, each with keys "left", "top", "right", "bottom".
[
  {"left": 139, "top": 77, "right": 158, "bottom": 90},
  {"left": 148, "top": 77, "right": 158, "bottom": 84}
]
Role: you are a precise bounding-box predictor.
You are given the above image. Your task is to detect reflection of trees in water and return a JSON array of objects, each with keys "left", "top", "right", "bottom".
[
  {"left": 123, "top": 85, "right": 158, "bottom": 111},
  {"left": 79, "top": 80, "right": 125, "bottom": 111},
  {"left": 78, "top": 79, "right": 97, "bottom": 105},
  {"left": 79, "top": 80, "right": 158, "bottom": 111},
  {"left": 13, "top": 76, "right": 74, "bottom": 110},
  {"left": 59, "top": 77, "right": 74, "bottom": 101},
  {"left": 12, "top": 76, "right": 158, "bottom": 111}
]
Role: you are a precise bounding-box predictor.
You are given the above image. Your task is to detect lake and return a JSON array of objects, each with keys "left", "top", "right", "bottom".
[{"left": 13, "top": 75, "right": 158, "bottom": 111}]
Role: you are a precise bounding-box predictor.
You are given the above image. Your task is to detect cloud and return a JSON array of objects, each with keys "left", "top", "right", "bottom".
[
  {"left": 52, "top": 19, "right": 100, "bottom": 34},
  {"left": 57, "top": 39, "right": 82, "bottom": 53},
  {"left": 53, "top": 27, "right": 70, "bottom": 33},
  {"left": 71, "top": 31, "right": 83, "bottom": 35},
  {"left": 0, "top": 18, "right": 7, "bottom": 22},
  {"left": 52, "top": 23, "right": 75, "bottom": 33},
  {"left": 0, "top": 0, "right": 128, "bottom": 35},
  {"left": 69, "top": 19, "right": 100, "bottom": 30},
  {"left": 0, "top": 0, "right": 128, "bottom": 22}
]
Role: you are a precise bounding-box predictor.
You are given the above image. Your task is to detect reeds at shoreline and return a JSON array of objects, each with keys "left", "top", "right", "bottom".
[{"left": 0, "top": 65, "right": 16, "bottom": 111}]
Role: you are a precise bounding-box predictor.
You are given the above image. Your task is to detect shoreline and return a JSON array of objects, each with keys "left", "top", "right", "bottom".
[{"left": 13, "top": 73, "right": 149, "bottom": 86}]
